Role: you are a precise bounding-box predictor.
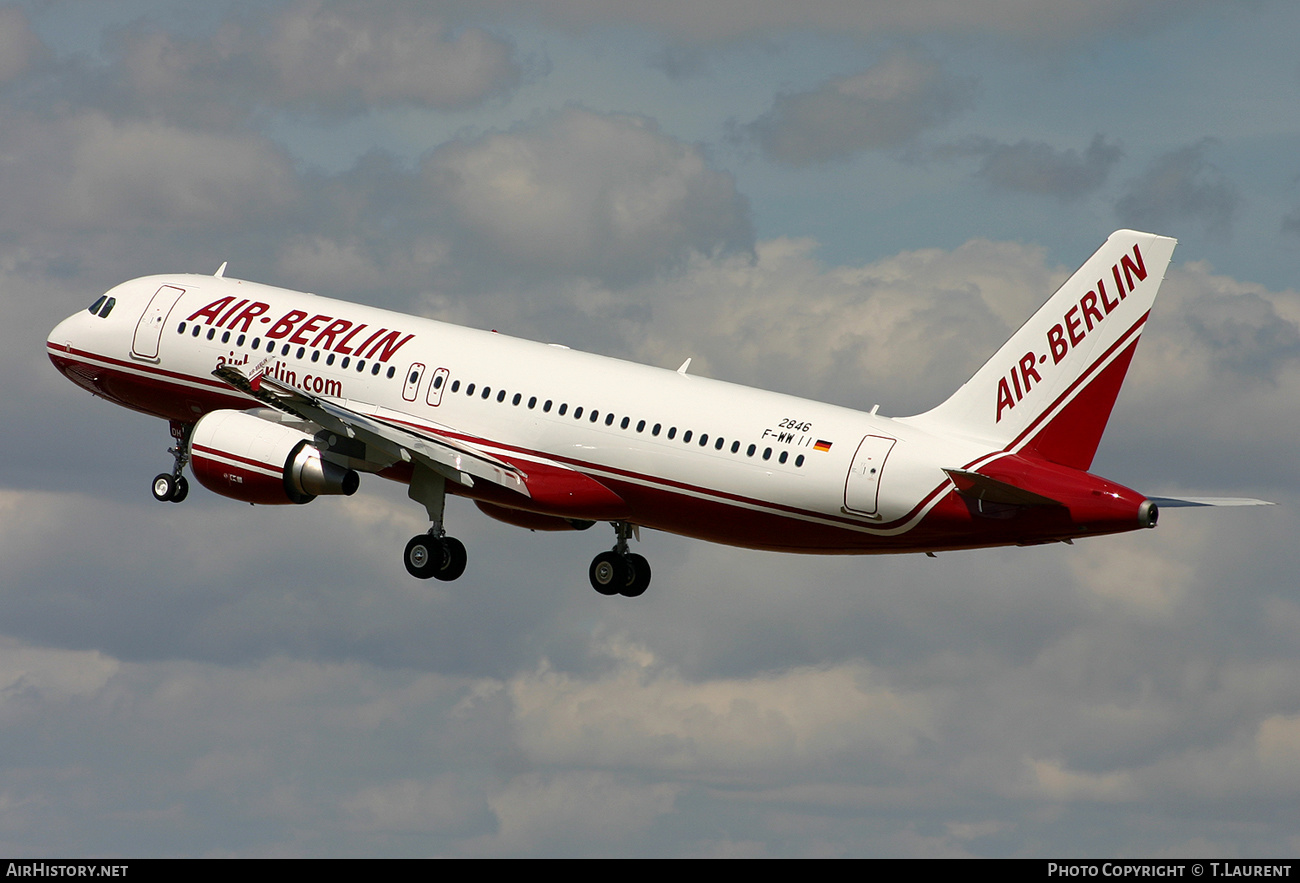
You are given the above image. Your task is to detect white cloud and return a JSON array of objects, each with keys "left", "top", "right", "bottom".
[
  {"left": 115, "top": 2, "right": 525, "bottom": 118},
  {"left": 264, "top": 1, "right": 524, "bottom": 113},
  {"left": 479, "top": 0, "right": 1192, "bottom": 43},
  {"left": 506, "top": 635, "right": 933, "bottom": 774},
  {"left": 423, "top": 106, "right": 753, "bottom": 285},
  {"left": 742, "top": 50, "right": 976, "bottom": 165},
  {"left": 0, "top": 113, "right": 297, "bottom": 232}
]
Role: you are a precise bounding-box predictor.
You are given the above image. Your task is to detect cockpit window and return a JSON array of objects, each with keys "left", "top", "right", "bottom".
[{"left": 87, "top": 296, "right": 116, "bottom": 318}]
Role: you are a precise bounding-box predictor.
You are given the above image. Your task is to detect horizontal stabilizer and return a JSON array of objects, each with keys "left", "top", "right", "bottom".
[
  {"left": 944, "top": 468, "right": 1062, "bottom": 507},
  {"left": 1148, "top": 496, "right": 1274, "bottom": 508}
]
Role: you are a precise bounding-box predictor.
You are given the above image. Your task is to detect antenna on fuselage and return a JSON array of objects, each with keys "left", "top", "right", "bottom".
[
  {"left": 676, "top": 358, "right": 691, "bottom": 376},
  {"left": 214, "top": 262, "right": 227, "bottom": 278}
]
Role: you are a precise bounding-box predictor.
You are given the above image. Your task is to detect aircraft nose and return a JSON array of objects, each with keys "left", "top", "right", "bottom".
[{"left": 47, "top": 311, "right": 83, "bottom": 354}]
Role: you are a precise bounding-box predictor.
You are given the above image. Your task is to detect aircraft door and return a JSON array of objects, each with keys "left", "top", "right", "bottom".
[
  {"left": 402, "top": 363, "right": 425, "bottom": 401},
  {"left": 131, "top": 285, "right": 186, "bottom": 361},
  {"left": 844, "top": 434, "right": 897, "bottom": 517}
]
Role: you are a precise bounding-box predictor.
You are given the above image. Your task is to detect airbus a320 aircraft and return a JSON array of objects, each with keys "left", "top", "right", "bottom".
[{"left": 47, "top": 230, "right": 1266, "bottom": 596}]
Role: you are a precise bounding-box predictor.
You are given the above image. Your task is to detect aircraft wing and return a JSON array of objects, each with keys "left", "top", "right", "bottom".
[{"left": 212, "top": 361, "right": 529, "bottom": 497}]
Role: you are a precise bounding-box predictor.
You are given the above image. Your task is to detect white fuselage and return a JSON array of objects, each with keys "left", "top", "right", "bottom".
[{"left": 49, "top": 267, "right": 1154, "bottom": 557}]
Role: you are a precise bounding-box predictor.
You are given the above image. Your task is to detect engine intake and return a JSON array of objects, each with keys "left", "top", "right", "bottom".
[{"left": 189, "top": 409, "right": 359, "bottom": 505}]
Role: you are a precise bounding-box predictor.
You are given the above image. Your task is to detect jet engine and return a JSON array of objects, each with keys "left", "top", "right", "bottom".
[{"left": 189, "top": 409, "right": 359, "bottom": 505}]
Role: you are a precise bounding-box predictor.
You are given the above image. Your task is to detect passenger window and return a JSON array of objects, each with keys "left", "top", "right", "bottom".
[
  {"left": 747, "top": 444, "right": 756, "bottom": 456},
  {"left": 762, "top": 448, "right": 772, "bottom": 460},
  {"left": 574, "top": 406, "right": 583, "bottom": 419},
  {"left": 450, "top": 379, "right": 459, "bottom": 392},
  {"left": 543, "top": 400, "right": 552, "bottom": 412},
  {"left": 482, "top": 386, "right": 491, "bottom": 399},
  {"left": 222, "top": 331, "right": 231, "bottom": 344},
  {"left": 327, "top": 354, "right": 336, "bottom": 366},
  {"left": 528, "top": 396, "right": 537, "bottom": 409},
  {"left": 716, "top": 437, "right": 725, "bottom": 450},
  {"left": 558, "top": 403, "right": 567, "bottom": 415},
  {"left": 652, "top": 424, "right": 661, "bottom": 436},
  {"left": 779, "top": 451, "right": 788, "bottom": 464},
  {"left": 795, "top": 454, "right": 805, "bottom": 467},
  {"left": 513, "top": 393, "right": 522, "bottom": 406},
  {"left": 667, "top": 427, "right": 676, "bottom": 439},
  {"left": 619, "top": 416, "right": 628, "bottom": 429},
  {"left": 466, "top": 383, "right": 475, "bottom": 396},
  {"left": 635, "top": 419, "right": 644, "bottom": 432},
  {"left": 730, "top": 441, "right": 739, "bottom": 453},
  {"left": 206, "top": 328, "right": 215, "bottom": 340},
  {"left": 683, "top": 430, "right": 692, "bottom": 443},
  {"left": 498, "top": 390, "right": 506, "bottom": 403}
]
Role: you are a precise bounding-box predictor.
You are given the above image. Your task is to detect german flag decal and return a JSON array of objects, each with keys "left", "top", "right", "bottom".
[{"left": 814, "top": 439, "right": 832, "bottom": 452}]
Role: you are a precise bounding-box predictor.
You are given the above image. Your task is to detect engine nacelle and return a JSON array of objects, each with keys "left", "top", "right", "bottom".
[{"left": 189, "top": 410, "right": 359, "bottom": 505}]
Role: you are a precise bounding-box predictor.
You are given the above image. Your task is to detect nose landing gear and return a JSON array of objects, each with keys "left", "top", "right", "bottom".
[
  {"left": 151, "top": 421, "right": 192, "bottom": 503},
  {"left": 589, "top": 521, "right": 651, "bottom": 597}
]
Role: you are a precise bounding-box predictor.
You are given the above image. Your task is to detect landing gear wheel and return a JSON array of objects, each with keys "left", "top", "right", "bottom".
[
  {"left": 404, "top": 534, "right": 468, "bottom": 581},
  {"left": 170, "top": 475, "right": 189, "bottom": 503},
  {"left": 434, "top": 537, "right": 467, "bottom": 582},
  {"left": 152, "top": 473, "right": 176, "bottom": 502},
  {"left": 589, "top": 551, "right": 629, "bottom": 596},
  {"left": 622, "top": 553, "right": 651, "bottom": 597},
  {"left": 404, "top": 535, "right": 439, "bottom": 580}
]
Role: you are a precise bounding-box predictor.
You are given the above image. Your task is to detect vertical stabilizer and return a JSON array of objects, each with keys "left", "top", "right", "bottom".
[{"left": 905, "top": 230, "right": 1177, "bottom": 470}]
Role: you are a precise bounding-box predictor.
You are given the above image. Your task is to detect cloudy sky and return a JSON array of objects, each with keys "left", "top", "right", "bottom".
[{"left": 5, "top": 0, "right": 1300, "bottom": 857}]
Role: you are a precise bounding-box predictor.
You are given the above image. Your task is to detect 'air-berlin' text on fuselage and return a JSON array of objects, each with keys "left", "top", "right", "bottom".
[
  {"left": 995, "top": 243, "right": 1148, "bottom": 423},
  {"left": 185, "top": 297, "right": 415, "bottom": 362}
]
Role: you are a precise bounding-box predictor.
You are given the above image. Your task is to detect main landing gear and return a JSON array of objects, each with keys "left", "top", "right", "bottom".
[
  {"left": 403, "top": 533, "right": 467, "bottom": 581},
  {"left": 402, "top": 464, "right": 468, "bottom": 582},
  {"left": 152, "top": 421, "right": 191, "bottom": 503},
  {"left": 589, "top": 521, "right": 651, "bottom": 597}
]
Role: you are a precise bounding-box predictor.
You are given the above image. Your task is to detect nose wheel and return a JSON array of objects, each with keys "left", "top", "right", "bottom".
[
  {"left": 152, "top": 473, "right": 189, "bottom": 503},
  {"left": 151, "top": 421, "right": 192, "bottom": 503},
  {"left": 589, "top": 522, "right": 651, "bottom": 597}
]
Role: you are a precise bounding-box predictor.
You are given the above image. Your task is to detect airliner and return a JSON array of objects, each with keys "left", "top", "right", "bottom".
[{"left": 47, "top": 230, "right": 1266, "bottom": 596}]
